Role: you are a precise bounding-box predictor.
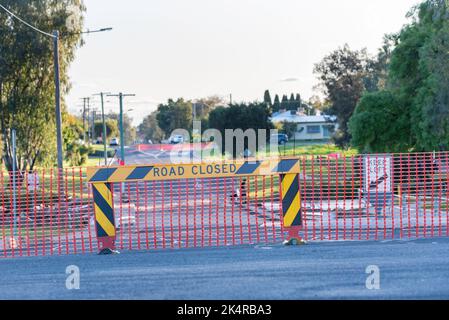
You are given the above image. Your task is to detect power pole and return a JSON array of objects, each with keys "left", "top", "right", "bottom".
[
  {"left": 94, "top": 92, "right": 111, "bottom": 165},
  {"left": 86, "top": 97, "right": 91, "bottom": 143},
  {"left": 107, "top": 93, "right": 135, "bottom": 165},
  {"left": 53, "top": 30, "right": 64, "bottom": 169},
  {"left": 81, "top": 97, "right": 88, "bottom": 143},
  {"left": 92, "top": 108, "right": 97, "bottom": 142}
]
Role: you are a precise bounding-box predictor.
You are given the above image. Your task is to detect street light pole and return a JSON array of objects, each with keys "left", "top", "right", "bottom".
[
  {"left": 107, "top": 93, "right": 135, "bottom": 165},
  {"left": 53, "top": 28, "right": 112, "bottom": 169},
  {"left": 119, "top": 94, "right": 124, "bottom": 165},
  {"left": 94, "top": 92, "right": 111, "bottom": 165},
  {"left": 81, "top": 98, "right": 87, "bottom": 143},
  {"left": 53, "top": 30, "right": 64, "bottom": 169},
  {"left": 101, "top": 93, "right": 108, "bottom": 165},
  {"left": 86, "top": 97, "right": 91, "bottom": 143}
]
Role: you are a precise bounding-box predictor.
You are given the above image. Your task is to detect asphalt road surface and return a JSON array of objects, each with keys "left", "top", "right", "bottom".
[
  {"left": 1, "top": 237, "right": 449, "bottom": 299},
  {"left": 113, "top": 146, "right": 195, "bottom": 165}
]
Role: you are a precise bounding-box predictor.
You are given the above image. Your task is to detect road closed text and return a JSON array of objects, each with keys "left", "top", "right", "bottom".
[{"left": 152, "top": 163, "right": 238, "bottom": 178}]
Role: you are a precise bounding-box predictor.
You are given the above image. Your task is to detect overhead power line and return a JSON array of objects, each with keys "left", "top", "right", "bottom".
[{"left": 0, "top": 3, "right": 55, "bottom": 38}]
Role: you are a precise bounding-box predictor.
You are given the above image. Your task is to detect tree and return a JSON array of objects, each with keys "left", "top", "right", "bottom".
[
  {"left": 208, "top": 102, "right": 274, "bottom": 157},
  {"left": 349, "top": 91, "right": 410, "bottom": 153},
  {"left": 272, "top": 94, "right": 281, "bottom": 112},
  {"left": 280, "top": 95, "right": 289, "bottom": 110},
  {"left": 281, "top": 121, "right": 297, "bottom": 140},
  {"left": 414, "top": 23, "right": 449, "bottom": 150},
  {"left": 288, "top": 93, "right": 296, "bottom": 110},
  {"left": 263, "top": 90, "right": 272, "bottom": 107},
  {"left": 194, "top": 95, "right": 226, "bottom": 119},
  {"left": 350, "top": 0, "right": 449, "bottom": 152},
  {"left": 314, "top": 44, "right": 371, "bottom": 148},
  {"left": 295, "top": 94, "right": 302, "bottom": 110},
  {"left": 365, "top": 34, "right": 398, "bottom": 92},
  {"left": 0, "top": 1, "right": 85, "bottom": 172},
  {"left": 389, "top": 0, "right": 449, "bottom": 150},
  {"left": 107, "top": 113, "right": 136, "bottom": 145},
  {"left": 93, "top": 119, "right": 119, "bottom": 143},
  {"left": 63, "top": 114, "right": 91, "bottom": 166},
  {"left": 138, "top": 111, "right": 164, "bottom": 143},
  {"left": 156, "top": 98, "right": 192, "bottom": 138}
]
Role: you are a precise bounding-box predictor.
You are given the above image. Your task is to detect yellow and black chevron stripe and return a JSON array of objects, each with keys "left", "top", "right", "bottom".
[
  {"left": 281, "top": 174, "right": 302, "bottom": 227},
  {"left": 87, "top": 158, "right": 301, "bottom": 183},
  {"left": 92, "top": 182, "right": 116, "bottom": 237}
]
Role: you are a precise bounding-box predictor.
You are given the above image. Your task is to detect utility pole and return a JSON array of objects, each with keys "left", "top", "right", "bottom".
[
  {"left": 82, "top": 98, "right": 86, "bottom": 143},
  {"left": 86, "top": 97, "right": 91, "bottom": 143},
  {"left": 107, "top": 93, "right": 135, "bottom": 165},
  {"left": 94, "top": 92, "right": 111, "bottom": 165},
  {"left": 192, "top": 102, "right": 196, "bottom": 121},
  {"left": 11, "top": 129, "right": 17, "bottom": 237},
  {"left": 92, "top": 108, "right": 97, "bottom": 142},
  {"left": 52, "top": 29, "right": 112, "bottom": 164},
  {"left": 53, "top": 30, "right": 64, "bottom": 169}
]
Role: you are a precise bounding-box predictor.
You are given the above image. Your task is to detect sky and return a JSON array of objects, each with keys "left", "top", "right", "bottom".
[{"left": 67, "top": 0, "right": 420, "bottom": 125}]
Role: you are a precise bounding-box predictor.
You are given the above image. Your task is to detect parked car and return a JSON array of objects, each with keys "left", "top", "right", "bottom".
[
  {"left": 271, "top": 133, "right": 289, "bottom": 145},
  {"left": 110, "top": 137, "right": 120, "bottom": 146},
  {"left": 169, "top": 135, "right": 184, "bottom": 144}
]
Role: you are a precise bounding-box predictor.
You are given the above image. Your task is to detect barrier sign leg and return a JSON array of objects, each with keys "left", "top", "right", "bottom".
[
  {"left": 281, "top": 173, "right": 304, "bottom": 245},
  {"left": 92, "top": 182, "right": 119, "bottom": 254}
]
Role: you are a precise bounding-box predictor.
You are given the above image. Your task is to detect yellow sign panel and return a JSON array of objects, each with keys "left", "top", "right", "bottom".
[{"left": 88, "top": 158, "right": 300, "bottom": 183}]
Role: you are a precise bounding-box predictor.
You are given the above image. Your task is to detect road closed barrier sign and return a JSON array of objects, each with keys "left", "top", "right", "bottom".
[
  {"left": 87, "top": 158, "right": 303, "bottom": 253},
  {"left": 87, "top": 159, "right": 301, "bottom": 182}
]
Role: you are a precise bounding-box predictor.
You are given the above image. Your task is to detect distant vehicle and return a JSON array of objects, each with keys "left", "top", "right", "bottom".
[
  {"left": 95, "top": 137, "right": 103, "bottom": 144},
  {"left": 169, "top": 135, "right": 184, "bottom": 144},
  {"left": 242, "top": 148, "right": 253, "bottom": 158},
  {"left": 110, "top": 138, "right": 120, "bottom": 146},
  {"left": 147, "top": 139, "right": 153, "bottom": 144},
  {"left": 271, "top": 133, "right": 289, "bottom": 145}
]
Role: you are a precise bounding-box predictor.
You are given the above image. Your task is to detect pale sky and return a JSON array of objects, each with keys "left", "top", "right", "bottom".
[{"left": 67, "top": 0, "right": 420, "bottom": 125}]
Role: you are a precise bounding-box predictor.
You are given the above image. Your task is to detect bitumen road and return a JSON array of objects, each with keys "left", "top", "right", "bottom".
[{"left": 1, "top": 237, "right": 449, "bottom": 299}]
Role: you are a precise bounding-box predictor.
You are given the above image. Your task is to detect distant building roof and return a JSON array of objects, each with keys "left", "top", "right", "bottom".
[{"left": 271, "top": 110, "right": 336, "bottom": 124}]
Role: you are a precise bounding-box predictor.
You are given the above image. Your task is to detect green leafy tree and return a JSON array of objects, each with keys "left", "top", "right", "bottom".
[
  {"left": 280, "top": 95, "right": 289, "bottom": 110},
  {"left": 193, "top": 95, "right": 226, "bottom": 120},
  {"left": 156, "top": 98, "right": 192, "bottom": 138},
  {"left": 349, "top": 91, "right": 410, "bottom": 153},
  {"left": 263, "top": 90, "right": 272, "bottom": 107},
  {"left": 314, "top": 44, "right": 371, "bottom": 148},
  {"left": 389, "top": 0, "right": 449, "bottom": 150},
  {"left": 0, "top": 1, "right": 85, "bottom": 172},
  {"left": 208, "top": 102, "right": 274, "bottom": 157},
  {"left": 272, "top": 94, "right": 281, "bottom": 112},
  {"left": 351, "top": 0, "right": 449, "bottom": 152},
  {"left": 107, "top": 113, "right": 136, "bottom": 145},
  {"left": 63, "top": 114, "right": 91, "bottom": 166},
  {"left": 93, "top": 119, "right": 119, "bottom": 143},
  {"left": 365, "top": 34, "right": 398, "bottom": 92},
  {"left": 281, "top": 121, "right": 298, "bottom": 140},
  {"left": 288, "top": 93, "right": 296, "bottom": 110},
  {"left": 138, "top": 111, "right": 164, "bottom": 143},
  {"left": 295, "top": 94, "right": 302, "bottom": 110}
]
